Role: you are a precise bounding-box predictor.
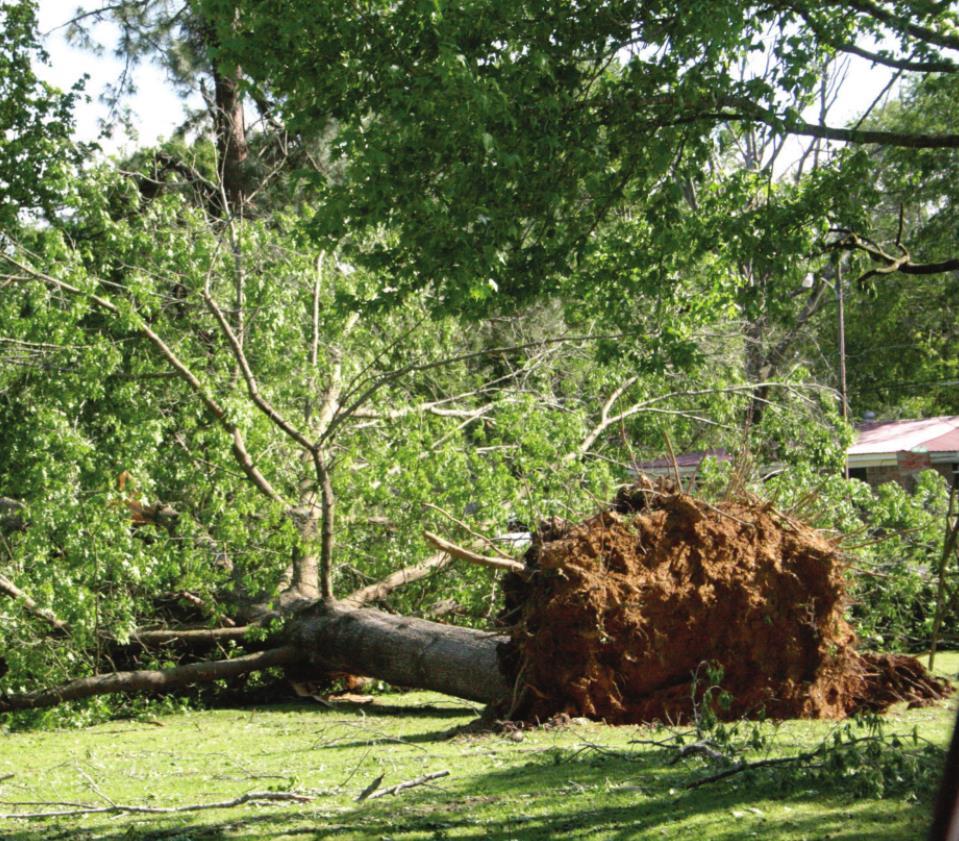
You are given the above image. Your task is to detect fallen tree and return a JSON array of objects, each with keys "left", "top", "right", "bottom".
[
  {"left": 0, "top": 179, "right": 948, "bottom": 724},
  {"left": 1, "top": 484, "right": 949, "bottom": 721}
]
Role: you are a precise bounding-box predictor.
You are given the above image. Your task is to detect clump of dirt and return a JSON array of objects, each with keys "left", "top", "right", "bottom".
[{"left": 497, "top": 487, "right": 951, "bottom": 724}]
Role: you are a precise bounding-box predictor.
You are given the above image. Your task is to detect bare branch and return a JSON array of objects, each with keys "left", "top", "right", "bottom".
[
  {"left": 0, "top": 573, "right": 70, "bottom": 634},
  {"left": 203, "top": 284, "right": 315, "bottom": 453},
  {"left": 834, "top": 41, "right": 958, "bottom": 73},
  {"left": 422, "top": 532, "right": 526, "bottom": 575},
  {"left": 830, "top": 233, "right": 959, "bottom": 282},
  {"left": 341, "top": 552, "right": 452, "bottom": 609},
  {"left": 0, "top": 789, "right": 312, "bottom": 820},
  {"left": 568, "top": 381, "right": 821, "bottom": 462},
  {"left": 714, "top": 95, "right": 959, "bottom": 149},
  {"left": 365, "top": 770, "right": 450, "bottom": 800},
  {"left": 423, "top": 502, "right": 516, "bottom": 559},
  {"left": 0, "top": 647, "right": 300, "bottom": 712},
  {"left": 837, "top": 0, "right": 959, "bottom": 52},
  {"left": 130, "top": 625, "right": 256, "bottom": 645},
  {"left": 322, "top": 332, "right": 625, "bottom": 446}
]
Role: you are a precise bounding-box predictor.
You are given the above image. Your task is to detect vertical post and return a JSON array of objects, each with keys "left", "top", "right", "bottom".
[
  {"left": 836, "top": 259, "right": 850, "bottom": 480},
  {"left": 928, "top": 700, "right": 959, "bottom": 841}
]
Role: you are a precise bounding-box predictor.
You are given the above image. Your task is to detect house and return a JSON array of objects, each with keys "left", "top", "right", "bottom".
[
  {"left": 847, "top": 415, "right": 959, "bottom": 489},
  {"left": 632, "top": 416, "right": 959, "bottom": 490}
]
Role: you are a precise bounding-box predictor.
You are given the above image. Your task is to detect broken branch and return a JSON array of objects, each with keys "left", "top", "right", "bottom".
[
  {"left": 0, "top": 789, "right": 312, "bottom": 820},
  {"left": 366, "top": 770, "right": 450, "bottom": 800},
  {"left": 342, "top": 552, "right": 452, "bottom": 609},
  {"left": 0, "top": 647, "right": 300, "bottom": 712},
  {"left": 0, "top": 573, "right": 70, "bottom": 634},
  {"left": 423, "top": 532, "right": 526, "bottom": 575}
]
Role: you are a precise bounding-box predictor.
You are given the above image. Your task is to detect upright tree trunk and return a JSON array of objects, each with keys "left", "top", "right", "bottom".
[{"left": 213, "top": 63, "right": 249, "bottom": 212}]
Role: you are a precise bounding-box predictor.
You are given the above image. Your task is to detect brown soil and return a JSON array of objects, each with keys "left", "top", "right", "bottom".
[{"left": 497, "top": 486, "right": 951, "bottom": 724}]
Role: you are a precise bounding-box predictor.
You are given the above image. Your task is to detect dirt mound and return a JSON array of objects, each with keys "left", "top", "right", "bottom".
[{"left": 497, "top": 488, "right": 951, "bottom": 724}]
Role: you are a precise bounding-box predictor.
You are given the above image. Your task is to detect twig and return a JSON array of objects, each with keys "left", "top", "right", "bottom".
[
  {"left": 0, "top": 790, "right": 312, "bottom": 819},
  {"left": 366, "top": 770, "right": 450, "bottom": 800}
]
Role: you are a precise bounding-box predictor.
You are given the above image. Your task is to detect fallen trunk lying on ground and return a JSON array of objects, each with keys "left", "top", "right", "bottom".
[{"left": 0, "top": 486, "right": 951, "bottom": 721}]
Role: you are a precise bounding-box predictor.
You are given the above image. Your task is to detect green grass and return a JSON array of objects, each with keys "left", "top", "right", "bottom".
[{"left": 0, "top": 652, "right": 956, "bottom": 841}]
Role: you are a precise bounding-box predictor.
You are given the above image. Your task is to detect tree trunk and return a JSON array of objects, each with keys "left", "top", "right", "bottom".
[
  {"left": 213, "top": 63, "right": 249, "bottom": 212},
  {"left": 0, "top": 603, "right": 512, "bottom": 712},
  {"left": 288, "top": 604, "right": 511, "bottom": 705}
]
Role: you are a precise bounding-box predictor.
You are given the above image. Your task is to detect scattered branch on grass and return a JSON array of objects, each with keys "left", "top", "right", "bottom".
[
  {"left": 365, "top": 770, "right": 450, "bottom": 800},
  {"left": 0, "top": 790, "right": 313, "bottom": 820},
  {"left": 684, "top": 750, "right": 823, "bottom": 788},
  {"left": 355, "top": 773, "right": 385, "bottom": 801},
  {"left": 423, "top": 531, "right": 526, "bottom": 575}
]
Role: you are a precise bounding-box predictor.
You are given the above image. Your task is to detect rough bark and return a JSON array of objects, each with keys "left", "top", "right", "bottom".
[
  {"left": 0, "top": 604, "right": 512, "bottom": 712},
  {"left": 212, "top": 63, "right": 249, "bottom": 212},
  {"left": 288, "top": 604, "right": 510, "bottom": 705}
]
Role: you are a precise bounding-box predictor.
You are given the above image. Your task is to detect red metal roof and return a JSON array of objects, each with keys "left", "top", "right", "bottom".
[{"left": 849, "top": 416, "right": 959, "bottom": 455}]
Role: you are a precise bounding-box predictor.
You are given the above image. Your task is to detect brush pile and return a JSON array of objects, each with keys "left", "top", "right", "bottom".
[{"left": 498, "top": 483, "right": 951, "bottom": 724}]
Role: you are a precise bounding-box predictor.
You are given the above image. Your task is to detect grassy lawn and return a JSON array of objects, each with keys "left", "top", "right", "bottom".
[{"left": 0, "top": 652, "right": 956, "bottom": 841}]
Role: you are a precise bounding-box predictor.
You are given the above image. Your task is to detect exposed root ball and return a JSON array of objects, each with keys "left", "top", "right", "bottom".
[{"left": 498, "top": 492, "right": 950, "bottom": 724}]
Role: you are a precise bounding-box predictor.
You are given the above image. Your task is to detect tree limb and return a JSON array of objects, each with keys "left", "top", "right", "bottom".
[
  {"left": 365, "top": 769, "right": 450, "bottom": 800},
  {"left": 0, "top": 647, "right": 300, "bottom": 712},
  {"left": 830, "top": 233, "right": 959, "bottom": 282},
  {"left": 422, "top": 532, "right": 526, "bottom": 575},
  {"left": 0, "top": 790, "right": 312, "bottom": 820},
  {"left": 0, "top": 574, "right": 70, "bottom": 634},
  {"left": 341, "top": 552, "right": 452, "bottom": 609},
  {"left": 130, "top": 625, "right": 256, "bottom": 645},
  {"left": 834, "top": 0, "right": 959, "bottom": 53},
  {"left": 202, "top": 285, "right": 315, "bottom": 453},
  {"left": 0, "top": 252, "right": 287, "bottom": 507},
  {"left": 716, "top": 95, "right": 959, "bottom": 149}
]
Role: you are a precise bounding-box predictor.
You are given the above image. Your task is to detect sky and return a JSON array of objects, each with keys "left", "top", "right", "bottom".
[
  {"left": 33, "top": 1, "right": 901, "bottom": 166},
  {"left": 35, "top": 2, "right": 200, "bottom": 156}
]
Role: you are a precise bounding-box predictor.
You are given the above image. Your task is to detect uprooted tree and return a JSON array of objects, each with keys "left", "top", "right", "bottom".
[
  {"left": 0, "top": 198, "right": 949, "bottom": 720},
  {"left": 2, "top": 0, "right": 959, "bottom": 722}
]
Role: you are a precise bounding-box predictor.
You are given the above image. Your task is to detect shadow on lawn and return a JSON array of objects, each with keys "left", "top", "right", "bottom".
[
  {"left": 250, "top": 699, "right": 480, "bottom": 720},
  {"left": 20, "top": 742, "right": 935, "bottom": 841}
]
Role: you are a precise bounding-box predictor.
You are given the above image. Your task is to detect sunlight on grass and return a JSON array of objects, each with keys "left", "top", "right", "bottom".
[{"left": 0, "top": 654, "right": 955, "bottom": 840}]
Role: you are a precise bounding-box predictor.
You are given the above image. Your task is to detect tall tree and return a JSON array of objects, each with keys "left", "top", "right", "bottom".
[
  {"left": 0, "top": 0, "right": 80, "bottom": 227},
  {"left": 206, "top": 0, "right": 959, "bottom": 313}
]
